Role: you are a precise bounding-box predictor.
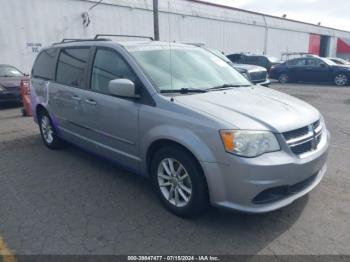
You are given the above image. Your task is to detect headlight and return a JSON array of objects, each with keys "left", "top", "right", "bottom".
[{"left": 220, "top": 130, "right": 280, "bottom": 157}]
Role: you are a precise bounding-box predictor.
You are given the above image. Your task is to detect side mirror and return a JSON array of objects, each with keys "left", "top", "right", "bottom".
[
  {"left": 108, "top": 79, "right": 139, "bottom": 98},
  {"left": 320, "top": 63, "right": 327, "bottom": 68}
]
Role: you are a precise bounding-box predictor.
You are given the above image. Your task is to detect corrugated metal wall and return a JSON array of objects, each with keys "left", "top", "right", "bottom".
[{"left": 1, "top": 0, "right": 350, "bottom": 72}]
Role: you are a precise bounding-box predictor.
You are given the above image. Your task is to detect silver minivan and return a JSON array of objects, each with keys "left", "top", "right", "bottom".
[{"left": 30, "top": 36, "right": 330, "bottom": 217}]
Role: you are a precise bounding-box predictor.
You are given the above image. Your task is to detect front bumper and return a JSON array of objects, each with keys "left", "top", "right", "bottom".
[{"left": 202, "top": 130, "right": 330, "bottom": 213}]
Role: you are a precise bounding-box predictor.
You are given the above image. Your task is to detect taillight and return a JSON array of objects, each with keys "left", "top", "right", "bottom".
[{"left": 21, "top": 79, "right": 30, "bottom": 95}]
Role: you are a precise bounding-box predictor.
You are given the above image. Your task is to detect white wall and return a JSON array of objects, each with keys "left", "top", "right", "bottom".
[
  {"left": 1, "top": 0, "right": 350, "bottom": 72},
  {"left": 266, "top": 29, "right": 310, "bottom": 57}
]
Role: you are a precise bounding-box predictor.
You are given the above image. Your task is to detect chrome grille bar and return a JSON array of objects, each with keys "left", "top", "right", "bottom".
[{"left": 283, "top": 120, "right": 323, "bottom": 156}]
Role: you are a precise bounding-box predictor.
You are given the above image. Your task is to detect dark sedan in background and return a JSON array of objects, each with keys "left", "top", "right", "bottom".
[
  {"left": 226, "top": 53, "right": 281, "bottom": 72},
  {"left": 269, "top": 56, "right": 350, "bottom": 86},
  {"left": 0, "top": 64, "right": 28, "bottom": 103},
  {"left": 205, "top": 48, "right": 270, "bottom": 86}
]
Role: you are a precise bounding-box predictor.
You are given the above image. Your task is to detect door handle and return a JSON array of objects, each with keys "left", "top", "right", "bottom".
[
  {"left": 85, "top": 99, "right": 97, "bottom": 106},
  {"left": 71, "top": 95, "right": 81, "bottom": 101}
]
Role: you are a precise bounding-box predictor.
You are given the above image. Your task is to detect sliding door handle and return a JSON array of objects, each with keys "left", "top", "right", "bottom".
[
  {"left": 71, "top": 95, "right": 81, "bottom": 101},
  {"left": 85, "top": 99, "right": 97, "bottom": 106}
]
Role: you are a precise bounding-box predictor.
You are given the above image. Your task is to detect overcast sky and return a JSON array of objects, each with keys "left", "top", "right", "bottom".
[{"left": 204, "top": 0, "right": 350, "bottom": 31}]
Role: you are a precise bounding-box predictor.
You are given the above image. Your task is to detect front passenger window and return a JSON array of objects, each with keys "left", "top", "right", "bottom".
[{"left": 91, "top": 49, "right": 137, "bottom": 94}]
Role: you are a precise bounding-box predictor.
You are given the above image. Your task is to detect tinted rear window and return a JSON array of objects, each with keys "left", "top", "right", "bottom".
[
  {"left": 32, "top": 48, "right": 58, "bottom": 80},
  {"left": 56, "top": 47, "right": 90, "bottom": 88}
]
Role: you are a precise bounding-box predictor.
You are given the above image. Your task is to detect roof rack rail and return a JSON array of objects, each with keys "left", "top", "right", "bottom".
[
  {"left": 94, "top": 34, "right": 154, "bottom": 40},
  {"left": 52, "top": 38, "right": 110, "bottom": 46}
]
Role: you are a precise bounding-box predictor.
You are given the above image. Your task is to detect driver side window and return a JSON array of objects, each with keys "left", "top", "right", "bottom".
[{"left": 91, "top": 48, "right": 137, "bottom": 94}]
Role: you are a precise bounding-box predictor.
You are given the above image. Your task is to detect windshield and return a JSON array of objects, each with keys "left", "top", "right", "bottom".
[
  {"left": 0, "top": 65, "right": 23, "bottom": 77},
  {"left": 206, "top": 48, "right": 231, "bottom": 63},
  {"left": 331, "top": 58, "right": 349, "bottom": 64},
  {"left": 266, "top": 56, "right": 280, "bottom": 63},
  {"left": 130, "top": 46, "right": 250, "bottom": 92},
  {"left": 320, "top": 57, "right": 337, "bottom": 66}
]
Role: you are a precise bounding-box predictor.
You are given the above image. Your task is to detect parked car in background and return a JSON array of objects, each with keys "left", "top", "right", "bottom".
[
  {"left": 269, "top": 56, "right": 350, "bottom": 86},
  {"left": 226, "top": 53, "right": 281, "bottom": 71},
  {"left": 193, "top": 45, "right": 270, "bottom": 86},
  {"left": 31, "top": 36, "right": 329, "bottom": 218},
  {"left": 0, "top": 64, "right": 28, "bottom": 104},
  {"left": 327, "top": 57, "right": 350, "bottom": 65}
]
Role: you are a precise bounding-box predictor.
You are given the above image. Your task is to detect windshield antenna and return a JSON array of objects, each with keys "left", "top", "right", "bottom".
[{"left": 167, "top": 0, "right": 174, "bottom": 94}]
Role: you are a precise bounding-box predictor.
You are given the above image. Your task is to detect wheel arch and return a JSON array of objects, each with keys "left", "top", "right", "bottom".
[
  {"left": 36, "top": 104, "right": 47, "bottom": 119},
  {"left": 145, "top": 138, "right": 211, "bottom": 202},
  {"left": 146, "top": 139, "right": 205, "bottom": 177}
]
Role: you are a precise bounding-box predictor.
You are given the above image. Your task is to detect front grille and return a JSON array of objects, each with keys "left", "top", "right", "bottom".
[
  {"left": 290, "top": 140, "right": 313, "bottom": 155},
  {"left": 250, "top": 71, "right": 267, "bottom": 82},
  {"left": 313, "top": 120, "right": 320, "bottom": 130},
  {"left": 283, "top": 126, "right": 309, "bottom": 141},
  {"left": 283, "top": 120, "right": 323, "bottom": 157}
]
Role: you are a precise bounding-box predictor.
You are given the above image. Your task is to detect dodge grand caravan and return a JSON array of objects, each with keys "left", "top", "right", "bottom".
[{"left": 30, "top": 36, "right": 330, "bottom": 217}]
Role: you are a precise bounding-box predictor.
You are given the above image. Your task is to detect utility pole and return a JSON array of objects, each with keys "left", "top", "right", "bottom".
[{"left": 153, "top": 0, "right": 160, "bottom": 40}]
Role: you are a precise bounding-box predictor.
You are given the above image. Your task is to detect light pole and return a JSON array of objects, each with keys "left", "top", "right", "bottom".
[{"left": 153, "top": 0, "right": 160, "bottom": 40}]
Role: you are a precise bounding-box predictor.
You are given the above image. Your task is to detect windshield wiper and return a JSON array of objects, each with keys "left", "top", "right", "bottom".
[
  {"left": 206, "top": 84, "right": 251, "bottom": 91},
  {"left": 160, "top": 88, "right": 208, "bottom": 94}
]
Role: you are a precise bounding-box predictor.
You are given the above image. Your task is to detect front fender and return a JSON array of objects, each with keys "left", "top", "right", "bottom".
[{"left": 140, "top": 125, "right": 217, "bottom": 174}]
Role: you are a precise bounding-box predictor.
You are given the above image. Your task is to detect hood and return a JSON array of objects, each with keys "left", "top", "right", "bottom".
[
  {"left": 0, "top": 76, "right": 25, "bottom": 88},
  {"left": 175, "top": 86, "right": 320, "bottom": 133},
  {"left": 333, "top": 64, "right": 350, "bottom": 70},
  {"left": 232, "top": 63, "right": 266, "bottom": 72}
]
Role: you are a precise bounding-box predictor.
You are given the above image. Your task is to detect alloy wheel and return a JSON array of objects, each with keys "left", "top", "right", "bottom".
[
  {"left": 157, "top": 158, "right": 192, "bottom": 207},
  {"left": 41, "top": 115, "right": 54, "bottom": 144},
  {"left": 334, "top": 74, "right": 348, "bottom": 86}
]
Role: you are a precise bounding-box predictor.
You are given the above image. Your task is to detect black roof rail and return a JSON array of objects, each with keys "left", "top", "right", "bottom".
[
  {"left": 94, "top": 34, "right": 154, "bottom": 40},
  {"left": 52, "top": 38, "right": 110, "bottom": 46},
  {"left": 52, "top": 34, "right": 153, "bottom": 46}
]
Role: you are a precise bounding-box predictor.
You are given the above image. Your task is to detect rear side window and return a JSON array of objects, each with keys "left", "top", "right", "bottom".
[
  {"left": 56, "top": 47, "right": 90, "bottom": 88},
  {"left": 91, "top": 48, "right": 137, "bottom": 94},
  {"left": 32, "top": 48, "right": 58, "bottom": 80}
]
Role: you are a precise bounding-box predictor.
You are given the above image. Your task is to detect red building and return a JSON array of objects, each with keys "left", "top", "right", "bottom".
[{"left": 337, "top": 38, "right": 350, "bottom": 60}]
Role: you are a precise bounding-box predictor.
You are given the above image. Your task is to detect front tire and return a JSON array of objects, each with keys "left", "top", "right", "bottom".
[
  {"left": 334, "top": 73, "right": 348, "bottom": 86},
  {"left": 38, "top": 110, "right": 64, "bottom": 149},
  {"left": 150, "top": 146, "right": 208, "bottom": 218}
]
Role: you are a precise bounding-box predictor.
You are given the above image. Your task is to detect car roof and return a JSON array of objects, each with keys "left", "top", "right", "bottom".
[
  {"left": 50, "top": 39, "right": 194, "bottom": 50},
  {"left": 230, "top": 53, "right": 267, "bottom": 57}
]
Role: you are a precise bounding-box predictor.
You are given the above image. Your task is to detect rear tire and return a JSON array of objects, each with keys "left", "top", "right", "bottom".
[
  {"left": 278, "top": 73, "right": 289, "bottom": 84},
  {"left": 334, "top": 73, "right": 348, "bottom": 86},
  {"left": 150, "top": 146, "right": 209, "bottom": 218},
  {"left": 38, "top": 110, "right": 64, "bottom": 149}
]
